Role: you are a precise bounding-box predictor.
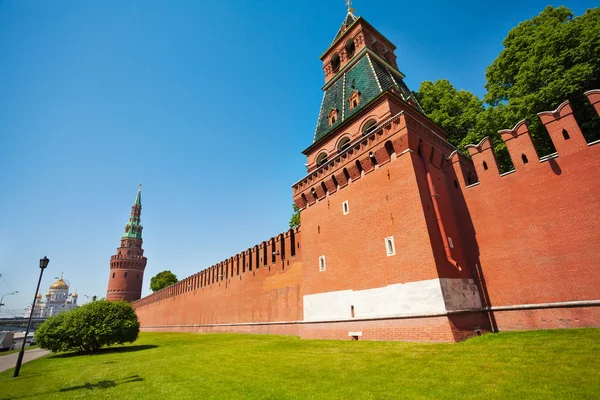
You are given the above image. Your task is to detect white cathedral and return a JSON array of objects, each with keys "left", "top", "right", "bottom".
[{"left": 25, "top": 274, "right": 78, "bottom": 318}]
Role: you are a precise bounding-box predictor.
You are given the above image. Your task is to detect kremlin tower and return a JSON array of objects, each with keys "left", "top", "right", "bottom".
[{"left": 106, "top": 185, "right": 148, "bottom": 302}]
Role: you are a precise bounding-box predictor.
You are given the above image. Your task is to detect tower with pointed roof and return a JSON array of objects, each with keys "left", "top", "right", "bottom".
[
  {"left": 292, "top": 6, "right": 491, "bottom": 339},
  {"left": 106, "top": 185, "right": 148, "bottom": 302}
]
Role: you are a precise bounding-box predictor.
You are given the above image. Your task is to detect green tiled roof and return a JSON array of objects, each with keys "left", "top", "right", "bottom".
[
  {"left": 313, "top": 53, "right": 419, "bottom": 144},
  {"left": 122, "top": 186, "right": 143, "bottom": 239}
]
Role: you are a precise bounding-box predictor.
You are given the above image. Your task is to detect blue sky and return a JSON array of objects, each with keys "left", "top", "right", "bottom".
[{"left": 0, "top": 0, "right": 596, "bottom": 312}]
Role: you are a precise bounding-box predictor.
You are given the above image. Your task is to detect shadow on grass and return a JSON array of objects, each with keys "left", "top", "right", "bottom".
[
  {"left": 60, "top": 375, "right": 143, "bottom": 392},
  {"left": 0, "top": 375, "right": 143, "bottom": 400},
  {"left": 51, "top": 344, "right": 158, "bottom": 358}
]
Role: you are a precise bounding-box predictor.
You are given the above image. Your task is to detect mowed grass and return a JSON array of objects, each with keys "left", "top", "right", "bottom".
[{"left": 1, "top": 329, "right": 599, "bottom": 399}]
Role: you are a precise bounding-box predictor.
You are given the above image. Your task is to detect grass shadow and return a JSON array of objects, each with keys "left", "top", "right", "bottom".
[
  {"left": 59, "top": 375, "right": 143, "bottom": 392},
  {"left": 0, "top": 375, "right": 143, "bottom": 400},
  {"left": 51, "top": 344, "right": 158, "bottom": 358}
]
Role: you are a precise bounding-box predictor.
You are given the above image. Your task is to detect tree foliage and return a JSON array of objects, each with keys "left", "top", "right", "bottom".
[
  {"left": 150, "top": 270, "right": 178, "bottom": 292},
  {"left": 289, "top": 204, "right": 300, "bottom": 229},
  {"left": 414, "top": 79, "right": 484, "bottom": 147},
  {"left": 416, "top": 6, "right": 600, "bottom": 171},
  {"left": 36, "top": 300, "right": 139, "bottom": 354}
]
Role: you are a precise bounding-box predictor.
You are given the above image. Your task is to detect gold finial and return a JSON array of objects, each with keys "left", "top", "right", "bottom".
[{"left": 346, "top": 0, "right": 355, "bottom": 13}]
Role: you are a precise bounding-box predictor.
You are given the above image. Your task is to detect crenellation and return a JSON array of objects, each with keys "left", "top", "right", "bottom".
[
  {"left": 585, "top": 89, "right": 600, "bottom": 115},
  {"left": 538, "top": 100, "right": 588, "bottom": 157},
  {"left": 465, "top": 137, "right": 501, "bottom": 179},
  {"left": 499, "top": 120, "right": 539, "bottom": 170}
]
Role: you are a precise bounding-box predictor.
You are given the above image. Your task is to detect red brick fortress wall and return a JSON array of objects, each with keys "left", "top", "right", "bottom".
[
  {"left": 133, "top": 229, "right": 304, "bottom": 333},
  {"left": 449, "top": 92, "right": 600, "bottom": 331}
]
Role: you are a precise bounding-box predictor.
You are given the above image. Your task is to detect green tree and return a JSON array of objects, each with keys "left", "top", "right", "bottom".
[
  {"left": 150, "top": 270, "right": 178, "bottom": 292},
  {"left": 416, "top": 6, "right": 600, "bottom": 171},
  {"left": 289, "top": 204, "right": 300, "bottom": 229},
  {"left": 414, "top": 79, "right": 484, "bottom": 147},
  {"left": 484, "top": 6, "right": 600, "bottom": 152},
  {"left": 36, "top": 300, "right": 139, "bottom": 354}
]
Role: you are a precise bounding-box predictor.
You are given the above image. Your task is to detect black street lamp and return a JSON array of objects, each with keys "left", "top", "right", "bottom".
[{"left": 13, "top": 256, "right": 49, "bottom": 378}]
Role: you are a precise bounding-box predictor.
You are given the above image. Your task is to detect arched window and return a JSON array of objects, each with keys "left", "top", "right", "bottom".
[
  {"left": 343, "top": 168, "right": 350, "bottom": 182},
  {"left": 124, "top": 272, "right": 128, "bottom": 278},
  {"left": 483, "top": 161, "right": 488, "bottom": 170},
  {"left": 316, "top": 152, "right": 328, "bottom": 166},
  {"left": 331, "top": 52, "right": 340, "bottom": 73},
  {"left": 362, "top": 119, "right": 377, "bottom": 135},
  {"left": 332, "top": 175, "right": 339, "bottom": 188},
  {"left": 338, "top": 137, "right": 351, "bottom": 153},
  {"left": 384, "top": 141, "right": 395, "bottom": 158},
  {"left": 355, "top": 160, "right": 363, "bottom": 175},
  {"left": 321, "top": 181, "right": 328, "bottom": 195},
  {"left": 521, "top": 154, "right": 529, "bottom": 164},
  {"left": 345, "top": 38, "right": 356, "bottom": 59}
]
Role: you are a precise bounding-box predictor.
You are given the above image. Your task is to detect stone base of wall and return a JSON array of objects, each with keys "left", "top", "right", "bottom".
[
  {"left": 492, "top": 305, "right": 600, "bottom": 332},
  {"left": 139, "top": 306, "right": 599, "bottom": 342},
  {"left": 140, "top": 312, "right": 491, "bottom": 342}
]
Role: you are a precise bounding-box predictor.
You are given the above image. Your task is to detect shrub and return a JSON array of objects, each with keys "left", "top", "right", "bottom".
[{"left": 36, "top": 300, "right": 140, "bottom": 353}]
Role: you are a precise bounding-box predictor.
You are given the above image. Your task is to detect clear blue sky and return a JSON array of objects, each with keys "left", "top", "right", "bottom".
[{"left": 0, "top": 0, "right": 596, "bottom": 312}]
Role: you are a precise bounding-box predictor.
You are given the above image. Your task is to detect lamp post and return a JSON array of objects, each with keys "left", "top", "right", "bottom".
[
  {"left": 0, "top": 291, "right": 18, "bottom": 307},
  {"left": 13, "top": 256, "right": 49, "bottom": 378}
]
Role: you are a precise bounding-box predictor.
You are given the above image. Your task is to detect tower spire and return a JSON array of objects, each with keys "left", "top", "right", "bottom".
[
  {"left": 134, "top": 183, "right": 142, "bottom": 207},
  {"left": 123, "top": 185, "right": 143, "bottom": 239}
]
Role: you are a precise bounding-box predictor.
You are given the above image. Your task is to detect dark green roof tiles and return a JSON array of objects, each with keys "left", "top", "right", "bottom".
[
  {"left": 122, "top": 186, "right": 143, "bottom": 239},
  {"left": 313, "top": 54, "right": 416, "bottom": 144}
]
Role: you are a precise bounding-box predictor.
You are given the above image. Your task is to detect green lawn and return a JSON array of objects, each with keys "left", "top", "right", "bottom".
[{"left": 1, "top": 329, "right": 599, "bottom": 399}]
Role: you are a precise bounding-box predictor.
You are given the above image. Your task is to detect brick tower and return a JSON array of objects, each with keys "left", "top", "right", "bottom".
[
  {"left": 106, "top": 185, "right": 148, "bottom": 302},
  {"left": 292, "top": 7, "right": 490, "bottom": 341}
]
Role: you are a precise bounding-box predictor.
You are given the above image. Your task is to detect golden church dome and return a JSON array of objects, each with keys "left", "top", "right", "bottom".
[
  {"left": 46, "top": 292, "right": 51, "bottom": 297},
  {"left": 72, "top": 292, "right": 78, "bottom": 298},
  {"left": 50, "top": 278, "right": 69, "bottom": 290},
  {"left": 36, "top": 293, "right": 42, "bottom": 299}
]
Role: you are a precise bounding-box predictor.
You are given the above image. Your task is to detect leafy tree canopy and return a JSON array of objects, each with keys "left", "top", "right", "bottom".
[
  {"left": 414, "top": 79, "right": 484, "bottom": 147},
  {"left": 289, "top": 204, "right": 300, "bottom": 229},
  {"left": 416, "top": 6, "right": 600, "bottom": 170},
  {"left": 150, "top": 270, "right": 178, "bottom": 292},
  {"left": 36, "top": 300, "right": 139, "bottom": 354}
]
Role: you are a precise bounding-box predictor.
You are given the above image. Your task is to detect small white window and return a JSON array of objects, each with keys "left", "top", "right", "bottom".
[
  {"left": 319, "top": 256, "right": 326, "bottom": 272},
  {"left": 385, "top": 237, "right": 396, "bottom": 256},
  {"left": 447, "top": 237, "right": 454, "bottom": 249},
  {"left": 342, "top": 200, "right": 349, "bottom": 215}
]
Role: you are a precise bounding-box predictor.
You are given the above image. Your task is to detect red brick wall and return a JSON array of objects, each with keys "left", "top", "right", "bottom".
[
  {"left": 134, "top": 229, "right": 304, "bottom": 327},
  {"left": 492, "top": 307, "right": 600, "bottom": 331},
  {"left": 450, "top": 98, "right": 600, "bottom": 330},
  {"left": 299, "top": 313, "right": 489, "bottom": 342}
]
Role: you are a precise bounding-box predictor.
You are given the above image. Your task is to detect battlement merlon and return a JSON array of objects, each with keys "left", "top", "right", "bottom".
[
  {"left": 585, "top": 89, "right": 600, "bottom": 115},
  {"left": 537, "top": 100, "right": 588, "bottom": 157}
]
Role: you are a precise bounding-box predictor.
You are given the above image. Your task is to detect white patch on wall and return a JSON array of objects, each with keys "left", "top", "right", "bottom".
[
  {"left": 342, "top": 200, "right": 349, "bottom": 215},
  {"left": 303, "top": 278, "right": 482, "bottom": 322},
  {"left": 447, "top": 237, "right": 454, "bottom": 248}
]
